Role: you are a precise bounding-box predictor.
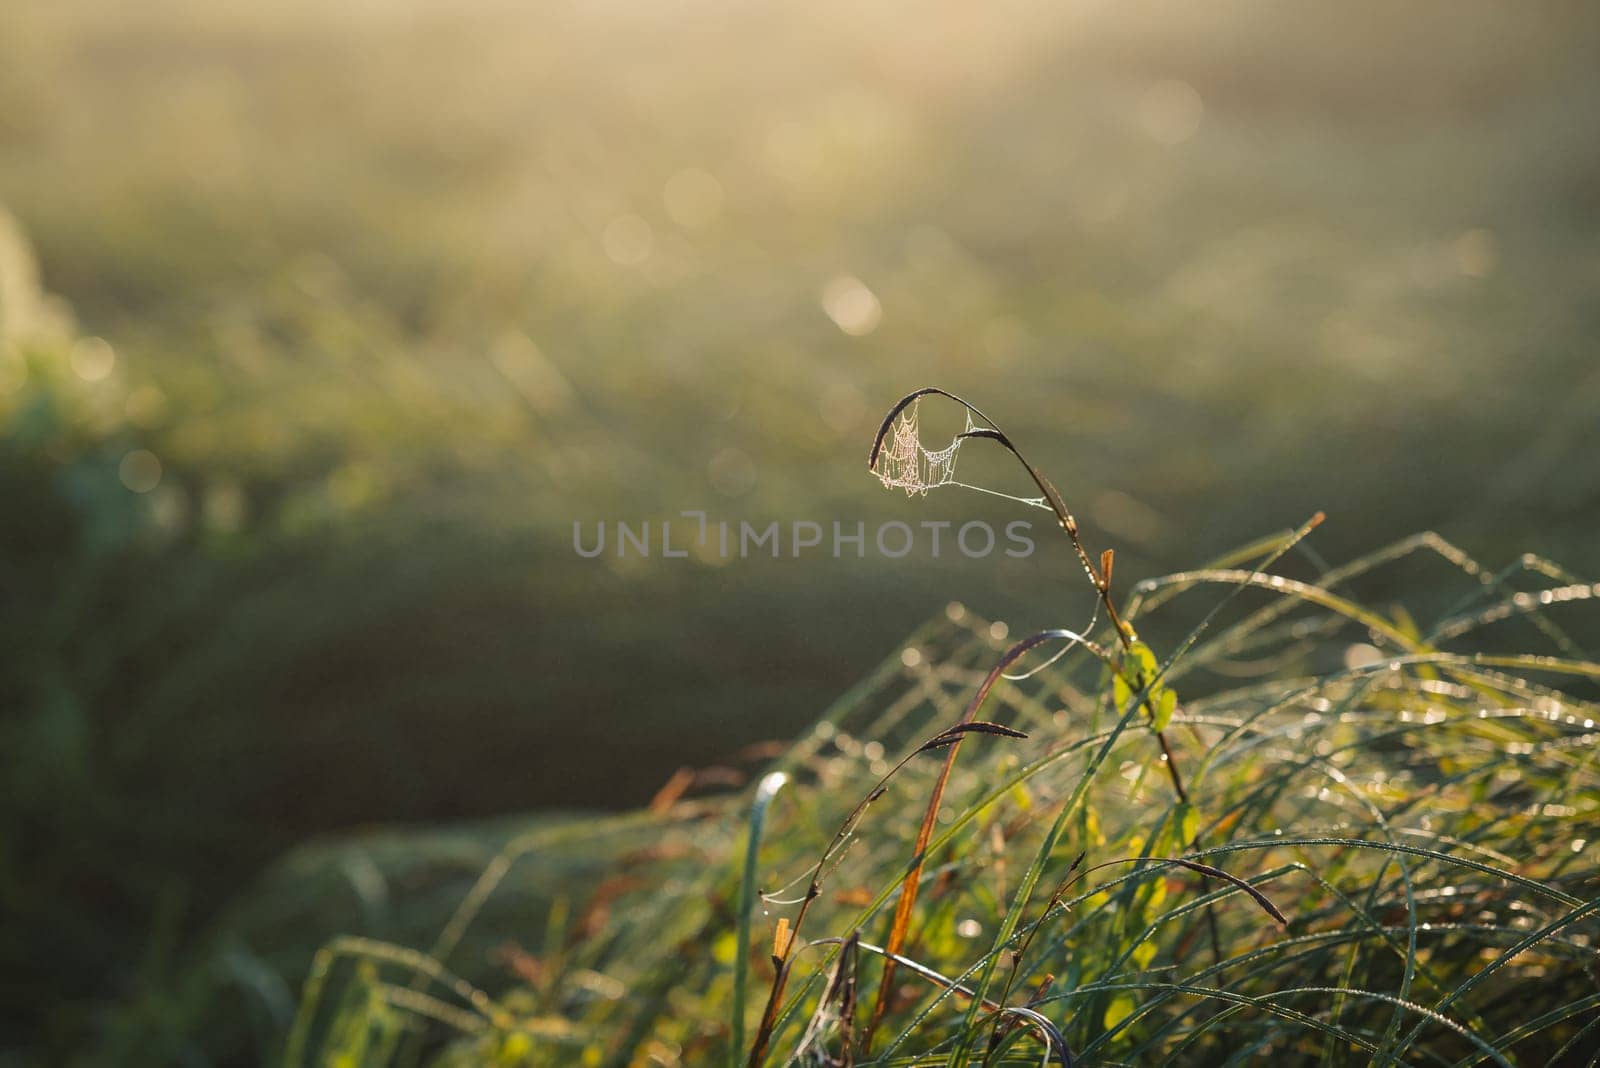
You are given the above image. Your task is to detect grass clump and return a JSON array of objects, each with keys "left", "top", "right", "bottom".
[{"left": 284, "top": 391, "right": 1599, "bottom": 1066}]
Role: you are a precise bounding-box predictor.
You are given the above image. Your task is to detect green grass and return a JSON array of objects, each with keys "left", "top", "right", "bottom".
[
  {"left": 276, "top": 548, "right": 1600, "bottom": 1065},
  {"left": 273, "top": 395, "right": 1599, "bottom": 1065}
]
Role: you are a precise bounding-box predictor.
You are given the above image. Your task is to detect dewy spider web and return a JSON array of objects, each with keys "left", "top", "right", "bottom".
[
  {"left": 870, "top": 398, "right": 1049, "bottom": 509},
  {"left": 870, "top": 398, "right": 963, "bottom": 496}
]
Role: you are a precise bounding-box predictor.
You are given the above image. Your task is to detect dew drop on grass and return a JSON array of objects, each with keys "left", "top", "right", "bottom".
[{"left": 1343, "top": 643, "right": 1383, "bottom": 670}]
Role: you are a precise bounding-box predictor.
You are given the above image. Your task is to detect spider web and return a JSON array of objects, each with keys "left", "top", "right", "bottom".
[
  {"left": 871, "top": 398, "right": 1048, "bottom": 508},
  {"left": 871, "top": 399, "right": 966, "bottom": 496}
]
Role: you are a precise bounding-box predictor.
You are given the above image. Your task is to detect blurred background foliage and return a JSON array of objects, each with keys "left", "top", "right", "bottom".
[{"left": 1, "top": 0, "right": 1598, "bottom": 1060}]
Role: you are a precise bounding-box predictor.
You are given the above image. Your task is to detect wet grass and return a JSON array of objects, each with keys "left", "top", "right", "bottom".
[{"left": 280, "top": 393, "right": 1600, "bottom": 1065}]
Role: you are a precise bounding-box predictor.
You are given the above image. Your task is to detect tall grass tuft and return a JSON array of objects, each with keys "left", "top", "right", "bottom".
[{"left": 284, "top": 391, "right": 1599, "bottom": 1066}]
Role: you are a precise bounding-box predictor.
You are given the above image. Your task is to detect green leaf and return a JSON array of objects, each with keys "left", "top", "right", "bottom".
[
  {"left": 1154, "top": 687, "right": 1177, "bottom": 731},
  {"left": 1114, "top": 642, "right": 1179, "bottom": 732},
  {"left": 1113, "top": 641, "right": 1159, "bottom": 711}
]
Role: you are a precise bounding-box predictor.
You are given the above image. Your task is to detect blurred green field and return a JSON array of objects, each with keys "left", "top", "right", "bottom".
[{"left": 2, "top": 0, "right": 1599, "bottom": 1061}]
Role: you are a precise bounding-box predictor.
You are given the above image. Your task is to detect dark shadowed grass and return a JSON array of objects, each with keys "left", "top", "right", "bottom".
[{"left": 280, "top": 392, "right": 1599, "bottom": 1066}]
